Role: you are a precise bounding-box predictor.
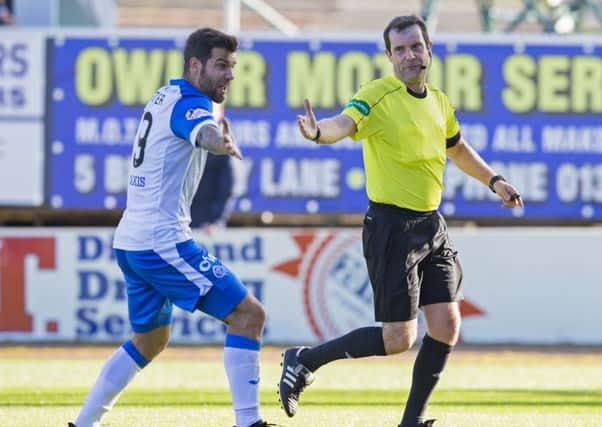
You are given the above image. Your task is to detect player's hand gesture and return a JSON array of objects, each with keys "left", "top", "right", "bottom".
[
  {"left": 297, "top": 98, "right": 319, "bottom": 141},
  {"left": 493, "top": 180, "right": 524, "bottom": 209},
  {"left": 222, "top": 118, "right": 242, "bottom": 160}
]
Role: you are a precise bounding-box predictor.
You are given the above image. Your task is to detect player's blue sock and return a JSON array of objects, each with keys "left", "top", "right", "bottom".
[
  {"left": 75, "top": 341, "right": 148, "bottom": 427},
  {"left": 224, "top": 334, "right": 262, "bottom": 427}
]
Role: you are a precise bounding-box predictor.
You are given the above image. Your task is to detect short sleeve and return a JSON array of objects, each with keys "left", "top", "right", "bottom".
[
  {"left": 443, "top": 94, "right": 460, "bottom": 140},
  {"left": 341, "top": 86, "right": 378, "bottom": 141},
  {"left": 170, "top": 96, "right": 216, "bottom": 145}
]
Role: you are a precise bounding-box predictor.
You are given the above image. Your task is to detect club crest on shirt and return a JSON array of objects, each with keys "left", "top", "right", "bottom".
[
  {"left": 212, "top": 264, "right": 226, "bottom": 278},
  {"left": 185, "top": 108, "right": 211, "bottom": 120}
]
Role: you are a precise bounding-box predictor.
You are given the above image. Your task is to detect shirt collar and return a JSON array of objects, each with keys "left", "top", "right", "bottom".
[{"left": 170, "top": 78, "right": 211, "bottom": 101}]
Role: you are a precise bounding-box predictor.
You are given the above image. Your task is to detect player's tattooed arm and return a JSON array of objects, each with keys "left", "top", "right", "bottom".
[
  {"left": 196, "top": 123, "right": 224, "bottom": 152},
  {"left": 195, "top": 119, "right": 242, "bottom": 159}
]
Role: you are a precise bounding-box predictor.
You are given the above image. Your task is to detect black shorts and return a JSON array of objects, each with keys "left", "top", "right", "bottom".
[{"left": 362, "top": 201, "right": 463, "bottom": 322}]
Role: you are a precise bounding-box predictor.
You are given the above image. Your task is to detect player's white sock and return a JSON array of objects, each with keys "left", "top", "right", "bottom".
[
  {"left": 75, "top": 341, "right": 148, "bottom": 427},
  {"left": 224, "top": 334, "right": 262, "bottom": 427}
]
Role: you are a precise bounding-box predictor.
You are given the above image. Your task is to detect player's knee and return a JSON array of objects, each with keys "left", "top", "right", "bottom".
[
  {"left": 448, "top": 315, "right": 461, "bottom": 345},
  {"left": 228, "top": 299, "right": 266, "bottom": 335},
  {"left": 132, "top": 327, "right": 170, "bottom": 360},
  {"left": 246, "top": 301, "right": 266, "bottom": 334},
  {"left": 131, "top": 338, "right": 167, "bottom": 361}
]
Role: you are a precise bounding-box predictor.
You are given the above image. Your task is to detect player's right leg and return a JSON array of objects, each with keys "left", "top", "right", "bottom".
[{"left": 72, "top": 249, "right": 173, "bottom": 427}]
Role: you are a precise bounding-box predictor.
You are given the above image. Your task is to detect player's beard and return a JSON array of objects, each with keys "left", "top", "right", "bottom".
[{"left": 197, "top": 69, "right": 227, "bottom": 103}]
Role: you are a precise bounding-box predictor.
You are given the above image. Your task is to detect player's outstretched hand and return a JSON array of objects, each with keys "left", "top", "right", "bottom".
[
  {"left": 297, "top": 98, "right": 319, "bottom": 141},
  {"left": 222, "top": 118, "right": 242, "bottom": 160},
  {"left": 493, "top": 180, "right": 524, "bottom": 209}
]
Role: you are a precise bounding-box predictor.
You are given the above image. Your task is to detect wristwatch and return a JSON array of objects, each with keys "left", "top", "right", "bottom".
[{"left": 488, "top": 175, "right": 506, "bottom": 193}]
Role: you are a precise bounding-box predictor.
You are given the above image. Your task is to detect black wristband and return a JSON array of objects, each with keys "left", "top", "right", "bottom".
[
  {"left": 311, "top": 126, "right": 321, "bottom": 142},
  {"left": 488, "top": 174, "right": 506, "bottom": 193}
]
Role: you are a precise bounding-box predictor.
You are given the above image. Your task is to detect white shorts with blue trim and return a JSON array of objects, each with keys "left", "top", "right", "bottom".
[{"left": 114, "top": 239, "right": 248, "bottom": 333}]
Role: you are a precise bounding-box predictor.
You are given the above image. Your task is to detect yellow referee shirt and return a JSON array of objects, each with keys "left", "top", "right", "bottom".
[{"left": 342, "top": 75, "right": 460, "bottom": 212}]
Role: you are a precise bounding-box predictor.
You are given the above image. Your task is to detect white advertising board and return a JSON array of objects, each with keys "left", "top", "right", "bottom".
[
  {"left": 0, "top": 122, "right": 44, "bottom": 205},
  {"left": 0, "top": 227, "right": 600, "bottom": 345},
  {"left": 0, "top": 31, "right": 45, "bottom": 117},
  {"left": 0, "top": 30, "right": 46, "bottom": 206}
]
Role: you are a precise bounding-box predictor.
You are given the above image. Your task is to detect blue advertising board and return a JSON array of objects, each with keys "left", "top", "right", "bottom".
[{"left": 48, "top": 33, "right": 602, "bottom": 219}]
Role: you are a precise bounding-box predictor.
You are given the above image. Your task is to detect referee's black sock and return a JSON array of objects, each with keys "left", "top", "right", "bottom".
[
  {"left": 297, "top": 326, "right": 386, "bottom": 372},
  {"left": 399, "top": 334, "right": 452, "bottom": 427}
]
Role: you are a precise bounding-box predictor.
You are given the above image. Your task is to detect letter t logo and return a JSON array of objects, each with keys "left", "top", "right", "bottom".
[{"left": 0, "top": 238, "right": 56, "bottom": 332}]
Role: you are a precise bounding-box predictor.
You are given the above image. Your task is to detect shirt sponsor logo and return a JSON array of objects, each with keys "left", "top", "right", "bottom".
[
  {"left": 128, "top": 175, "right": 146, "bottom": 187},
  {"left": 185, "top": 108, "right": 211, "bottom": 120},
  {"left": 346, "top": 99, "right": 371, "bottom": 116}
]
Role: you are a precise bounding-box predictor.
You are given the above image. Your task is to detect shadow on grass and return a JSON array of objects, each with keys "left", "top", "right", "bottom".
[{"left": 2, "top": 388, "right": 602, "bottom": 408}]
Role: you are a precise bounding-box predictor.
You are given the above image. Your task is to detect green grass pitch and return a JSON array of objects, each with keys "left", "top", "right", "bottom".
[{"left": 1, "top": 345, "right": 601, "bottom": 426}]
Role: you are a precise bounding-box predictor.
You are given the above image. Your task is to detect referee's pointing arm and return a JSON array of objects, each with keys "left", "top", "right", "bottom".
[{"left": 297, "top": 98, "right": 357, "bottom": 145}]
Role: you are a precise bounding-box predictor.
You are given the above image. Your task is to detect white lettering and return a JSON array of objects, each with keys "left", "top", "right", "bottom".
[
  {"left": 461, "top": 123, "right": 488, "bottom": 151},
  {"left": 74, "top": 154, "right": 96, "bottom": 194},
  {"left": 75, "top": 116, "right": 139, "bottom": 145},
  {"left": 556, "top": 163, "right": 602, "bottom": 202},
  {"left": 231, "top": 158, "right": 253, "bottom": 197},
  {"left": 492, "top": 125, "right": 536, "bottom": 153},
  {"left": 261, "top": 158, "right": 340, "bottom": 197},
  {"left": 231, "top": 120, "right": 271, "bottom": 148},
  {"left": 443, "top": 161, "right": 548, "bottom": 202},
  {"left": 275, "top": 121, "right": 318, "bottom": 148},
  {"left": 104, "top": 155, "right": 129, "bottom": 193},
  {"left": 76, "top": 117, "right": 100, "bottom": 143},
  {"left": 542, "top": 126, "right": 602, "bottom": 153},
  {"left": 101, "top": 117, "right": 122, "bottom": 144}
]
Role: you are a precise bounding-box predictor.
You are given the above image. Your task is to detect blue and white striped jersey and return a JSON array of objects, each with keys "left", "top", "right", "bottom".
[{"left": 114, "top": 79, "right": 217, "bottom": 250}]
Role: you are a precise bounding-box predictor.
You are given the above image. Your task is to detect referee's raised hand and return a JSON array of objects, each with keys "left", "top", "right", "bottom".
[{"left": 297, "top": 98, "right": 319, "bottom": 141}]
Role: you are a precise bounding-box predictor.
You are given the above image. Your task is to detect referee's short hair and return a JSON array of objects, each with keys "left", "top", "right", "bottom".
[
  {"left": 383, "top": 15, "right": 431, "bottom": 52},
  {"left": 184, "top": 28, "right": 238, "bottom": 71}
]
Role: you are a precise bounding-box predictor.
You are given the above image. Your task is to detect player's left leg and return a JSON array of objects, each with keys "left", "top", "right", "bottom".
[
  {"left": 143, "top": 239, "right": 273, "bottom": 427},
  {"left": 188, "top": 241, "right": 268, "bottom": 427},
  {"left": 221, "top": 294, "right": 267, "bottom": 427},
  {"left": 198, "top": 286, "right": 269, "bottom": 427}
]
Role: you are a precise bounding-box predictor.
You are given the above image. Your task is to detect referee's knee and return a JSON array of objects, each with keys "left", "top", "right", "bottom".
[
  {"left": 383, "top": 324, "right": 417, "bottom": 354},
  {"left": 429, "top": 316, "right": 461, "bottom": 346}
]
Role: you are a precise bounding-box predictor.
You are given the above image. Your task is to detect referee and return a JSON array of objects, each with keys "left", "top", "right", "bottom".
[{"left": 278, "top": 15, "right": 523, "bottom": 427}]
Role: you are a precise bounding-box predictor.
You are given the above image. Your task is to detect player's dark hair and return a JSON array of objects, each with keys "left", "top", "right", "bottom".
[
  {"left": 383, "top": 15, "right": 431, "bottom": 53},
  {"left": 183, "top": 28, "right": 238, "bottom": 74}
]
